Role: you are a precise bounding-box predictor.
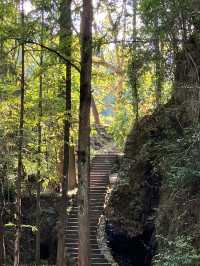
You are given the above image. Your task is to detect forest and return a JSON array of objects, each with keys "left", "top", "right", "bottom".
[{"left": 0, "top": 0, "right": 200, "bottom": 265}]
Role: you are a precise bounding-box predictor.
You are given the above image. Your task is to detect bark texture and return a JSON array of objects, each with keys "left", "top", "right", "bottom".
[
  {"left": 14, "top": 2, "right": 25, "bottom": 264},
  {"left": 154, "top": 17, "right": 162, "bottom": 109},
  {"left": 131, "top": 0, "right": 139, "bottom": 123},
  {"left": 56, "top": 0, "right": 72, "bottom": 265},
  {"left": 91, "top": 95, "right": 101, "bottom": 126},
  {"left": 0, "top": 196, "right": 5, "bottom": 265},
  {"left": 35, "top": 11, "right": 44, "bottom": 264},
  {"left": 78, "top": 0, "right": 93, "bottom": 265}
]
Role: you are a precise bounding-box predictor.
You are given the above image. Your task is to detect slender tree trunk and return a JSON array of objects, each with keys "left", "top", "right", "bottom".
[
  {"left": 58, "top": 145, "right": 77, "bottom": 190},
  {"left": 35, "top": 10, "right": 44, "bottom": 265},
  {"left": 131, "top": 0, "right": 139, "bottom": 123},
  {"left": 62, "top": 0, "right": 72, "bottom": 206},
  {"left": 78, "top": 0, "right": 93, "bottom": 265},
  {"left": 68, "top": 146, "right": 77, "bottom": 190},
  {"left": 182, "top": 11, "right": 187, "bottom": 44},
  {"left": 131, "top": 70, "right": 139, "bottom": 123},
  {"left": 154, "top": 17, "right": 162, "bottom": 109},
  {"left": 91, "top": 95, "right": 100, "bottom": 126},
  {"left": 14, "top": 1, "right": 25, "bottom": 265},
  {"left": 154, "top": 38, "right": 162, "bottom": 108},
  {"left": 0, "top": 11, "right": 5, "bottom": 265},
  {"left": 56, "top": 1, "right": 72, "bottom": 265},
  {"left": 0, "top": 215, "right": 5, "bottom": 265},
  {"left": 0, "top": 181, "right": 5, "bottom": 266},
  {"left": 0, "top": 24, "right": 4, "bottom": 83},
  {"left": 58, "top": 145, "right": 77, "bottom": 191}
]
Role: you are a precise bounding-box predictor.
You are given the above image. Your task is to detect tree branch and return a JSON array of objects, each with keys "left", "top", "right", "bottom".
[
  {"left": 92, "top": 56, "right": 124, "bottom": 75},
  {"left": 6, "top": 37, "right": 81, "bottom": 72}
]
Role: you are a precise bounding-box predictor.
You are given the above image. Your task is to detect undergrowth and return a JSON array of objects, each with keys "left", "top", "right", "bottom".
[
  {"left": 153, "top": 235, "right": 200, "bottom": 266},
  {"left": 152, "top": 125, "right": 200, "bottom": 188}
]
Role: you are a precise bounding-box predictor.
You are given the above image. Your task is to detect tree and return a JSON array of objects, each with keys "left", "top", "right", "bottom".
[
  {"left": 154, "top": 16, "right": 162, "bottom": 109},
  {"left": 78, "top": 0, "right": 93, "bottom": 264},
  {"left": 91, "top": 95, "right": 101, "bottom": 126},
  {"left": 14, "top": 1, "right": 25, "bottom": 265},
  {"left": 129, "top": 0, "right": 139, "bottom": 123},
  {"left": 0, "top": 8, "right": 5, "bottom": 264},
  {"left": 56, "top": 0, "right": 72, "bottom": 265},
  {"left": 35, "top": 6, "right": 44, "bottom": 265},
  {"left": 0, "top": 181, "right": 5, "bottom": 266}
]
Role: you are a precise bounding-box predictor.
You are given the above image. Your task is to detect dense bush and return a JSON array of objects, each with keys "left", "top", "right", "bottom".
[
  {"left": 151, "top": 126, "right": 200, "bottom": 188},
  {"left": 153, "top": 236, "right": 200, "bottom": 266}
]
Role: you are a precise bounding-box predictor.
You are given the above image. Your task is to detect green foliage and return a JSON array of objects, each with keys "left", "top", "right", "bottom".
[
  {"left": 5, "top": 223, "right": 38, "bottom": 233},
  {"left": 1, "top": 0, "right": 199, "bottom": 265},
  {"left": 153, "top": 235, "right": 200, "bottom": 266},
  {"left": 152, "top": 126, "right": 200, "bottom": 188},
  {"left": 140, "top": 0, "right": 199, "bottom": 36},
  {"left": 167, "top": 166, "right": 200, "bottom": 188},
  {"left": 108, "top": 102, "right": 133, "bottom": 148},
  {"left": 0, "top": 0, "right": 81, "bottom": 192}
]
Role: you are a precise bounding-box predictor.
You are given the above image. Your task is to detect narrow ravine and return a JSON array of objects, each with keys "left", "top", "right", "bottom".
[{"left": 106, "top": 222, "right": 156, "bottom": 266}]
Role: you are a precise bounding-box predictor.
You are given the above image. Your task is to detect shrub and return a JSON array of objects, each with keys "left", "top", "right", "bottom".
[{"left": 153, "top": 235, "right": 200, "bottom": 266}]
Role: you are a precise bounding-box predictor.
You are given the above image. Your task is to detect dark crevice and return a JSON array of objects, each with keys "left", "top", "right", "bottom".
[
  {"left": 40, "top": 242, "right": 50, "bottom": 260},
  {"left": 106, "top": 222, "right": 156, "bottom": 266}
]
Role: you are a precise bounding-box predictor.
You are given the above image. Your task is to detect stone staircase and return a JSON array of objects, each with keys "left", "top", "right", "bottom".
[{"left": 65, "top": 153, "right": 118, "bottom": 265}]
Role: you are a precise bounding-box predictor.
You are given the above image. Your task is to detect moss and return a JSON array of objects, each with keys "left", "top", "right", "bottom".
[{"left": 106, "top": 36, "right": 200, "bottom": 256}]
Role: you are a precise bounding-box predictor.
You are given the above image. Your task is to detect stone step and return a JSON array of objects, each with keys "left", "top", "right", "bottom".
[
  {"left": 90, "top": 182, "right": 108, "bottom": 184},
  {"left": 90, "top": 191, "right": 107, "bottom": 195},
  {"left": 90, "top": 186, "right": 107, "bottom": 188},
  {"left": 91, "top": 258, "right": 110, "bottom": 263},
  {"left": 93, "top": 262, "right": 111, "bottom": 265},
  {"left": 90, "top": 184, "right": 108, "bottom": 187},
  {"left": 90, "top": 186, "right": 107, "bottom": 189},
  {"left": 65, "top": 239, "right": 98, "bottom": 246},
  {"left": 65, "top": 152, "right": 119, "bottom": 266}
]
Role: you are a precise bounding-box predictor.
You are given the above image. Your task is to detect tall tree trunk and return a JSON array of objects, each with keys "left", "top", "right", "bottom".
[
  {"left": 91, "top": 95, "right": 101, "bottom": 126},
  {"left": 154, "top": 17, "right": 162, "bottom": 109},
  {"left": 154, "top": 38, "right": 162, "bottom": 108},
  {"left": 35, "top": 10, "right": 44, "bottom": 265},
  {"left": 14, "top": 1, "right": 25, "bottom": 265},
  {"left": 0, "top": 181, "right": 5, "bottom": 266},
  {"left": 56, "top": 0, "right": 72, "bottom": 265},
  {"left": 0, "top": 214, "right": 5, "bottom": 265},
  {"left": 78, "top": 0, "right": 93, "bottom": 265},
  {"left": 0, "top": 11, "right": 5, "bottom": 265},
  {"left": 68, "top": 146, "right": 77, "bottom": 190},
  {"left": 58, "top": 145, "right": 77, "bottom": 192},
  {"left": 57, "top": 144, "right": 77, "bottom": 192},
  {"left": 131, "top": 0, "right": 139, "bottom": 123}
]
